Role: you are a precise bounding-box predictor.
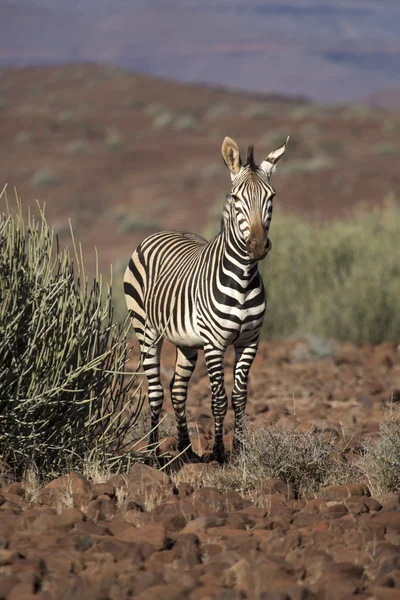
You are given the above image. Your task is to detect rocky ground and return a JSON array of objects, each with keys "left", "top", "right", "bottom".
[{"left": 1, "top": 338, "right": 400, "bottom": 600}]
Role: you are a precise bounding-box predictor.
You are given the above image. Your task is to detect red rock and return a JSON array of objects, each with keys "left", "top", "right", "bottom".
[
  {"left": 107, "top": 519, "right": 138, "bottom": 542},
  {"left": 344, "top": 496, "right": 371, "bottom": 514},
  {"left": 160, "top": 512, "right": 187, "bottom": 533},
  {"left": 7, "top": 583, "right": 36, "bottom": 600},
  {"left": 158, "top": 436, "right": 179, "bottom": 454},
  {"left": 0, "top": 577, "right": 17, "bottom": 599},
  {"left": 226, "top": 511, "right": 255, "bottom": 530},
  {"left": 374, "top": 512, "right": 400, "bottom": 532},
  {"left": 320, "top": 483, "right": 370, "bottom": 501},
  {"left": 258, "top": 478, "right": 296, "bottom": 500},
  {"left": 0, "top": 549, "right": 18, "bottom": 565},
  {"left": 302, "top": 498, "right": 327, "bottom": 514},
  {"left": 90, "top": 483, "right": 115, "bottom": 500},
  {"left": 325, "top": 501, "right": 348, "bottom": 515},
  {"left": 128, "top": 463, "right": 171, "bottom": 488},
  {"left": 126, "top": 523, "right": 168, "bottom": 551},
  {"left": 31, "top": 507, "right": 83, "bottom": 531},
  {"left": 86, "top": 497, "right": 116, "bottom": 522},
  {"left": 134, "top": 584, "right": 186, "bottom": 600},
  {"left": 172, "top": 533, "right": 201, "bottom": 567},
  {"left": 375, "top": 495, "right": 400, "bottom": 511},
  {"left": 45, "top": 472, "right": 91, "bottom": 495},
  {"left": 175, "top": 482, "right": 194, "bottom": 497},
  {"left": 369, "top": 588, "right": 400, "bottom": 600},
  {"left": 0, "top": 500, "right": 21, "bottom": 514}
]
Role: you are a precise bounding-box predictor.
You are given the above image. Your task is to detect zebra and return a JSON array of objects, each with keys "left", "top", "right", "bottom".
[{"left": 124, "top": 136, "right": 288, "bottom": 463}]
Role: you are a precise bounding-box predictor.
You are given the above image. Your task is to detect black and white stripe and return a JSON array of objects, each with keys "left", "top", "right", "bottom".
[{"left": 124, "top": 136, "right": 288, "bottom": 461}]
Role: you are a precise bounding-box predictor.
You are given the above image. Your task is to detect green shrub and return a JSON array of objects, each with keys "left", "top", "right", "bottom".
[
  {"left": 105, "top": 131, "right": 124, "bottom": 153},
  {"left": 261, "top": 203, "right": 400, "bottom": 343},
  {"left": 243, "top": 103, "right": 273, "bottom": 119},
  {"left": 14, "top": 131, "right": 34, "bottom": 145},
  {"left": 65, "top": 140, "right": 87, "bottom": 155},
  {"left": 279, "top": 156, "right": 334, "bottom": 175},
  {"left": 174, "top": 115, "right": 198, "bottom": 130},
  {"left": 31, "top": 168, "right": 60, "bottom": 188},
  {"left": 357, "top": 407, "right": 400, "bottom": 494},
  {"left": 0, "top": 194, "right": 138, "bottom": 479},
  {"left": 152, "top": 112, "right": 174, "bottom": 130},
  {"left": 373, "top": 142, "right": 399, "bottom": 156}
]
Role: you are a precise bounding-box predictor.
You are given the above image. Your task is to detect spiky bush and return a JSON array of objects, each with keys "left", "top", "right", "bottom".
[
  {"left": 261, "top": 202, "right": 400, "bottom": 343},
  {"left": 357, "top": 407, "right": 400, "bottom": 495},
  {"left": 0, "top": 194, "right": 138, "bottom": 478},
  {"left": 172, "top": 422, "right": 352, "bottom": 499}
]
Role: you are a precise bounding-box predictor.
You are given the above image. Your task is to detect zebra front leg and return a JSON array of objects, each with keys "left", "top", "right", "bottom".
[
  {"left": 232, "top": 342, "right": 259, "bottom": 454},
  {"left": 204, "top": 345, "right": 228, "bottom": 463},
  {"left": 170, "top": 347, "right": 200, "bottom": 462},
  {"left": 141, "top": 339, "right": 164, "bottom": 450}
]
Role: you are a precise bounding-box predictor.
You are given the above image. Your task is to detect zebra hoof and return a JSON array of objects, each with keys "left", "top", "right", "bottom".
[
  {"left": 179, "top": 447, "right": 202, "bottom": 464},
  {"left": 203, "top": 449, "right": 226, "bottom": 465}
]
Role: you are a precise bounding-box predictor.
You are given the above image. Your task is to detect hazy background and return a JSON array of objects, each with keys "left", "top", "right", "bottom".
[
  {"left": 2, "top": 0, "right": 400, "bottom": 103},
  {"left": 1, "top": 0, "right": 400, "bottom": 330}
]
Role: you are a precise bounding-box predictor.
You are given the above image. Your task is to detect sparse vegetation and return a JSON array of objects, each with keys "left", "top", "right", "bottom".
[
  {"left": 14, "top": 130, "right": 34, "bottom": 145},
  {"left": 0, "top": 193, "right": 139, "bottom": 479},
  {"left": 279, "top": 156, "right": 334, "bottom": 175},
  {"left": 65, "top": 139, "right": 87, "bottom": 155},
  {"left": 173, "top": 421, "right": 352, "bottom": 499},
  {"left": 105, "top": 131, "right": 124, "bottom": 153},
  {"left": 261, "top": 202, "right": 400, "bottom": 343},
  {"left": 373, "top": 141, "right": 399, "bottom": 156},
  {"left": 357, "top": 407, "right": 400, "bottom": 495},
  {"left": 174, "top": 115, "right": 198, "bottom": 130},
  {"left": 31, "top": 168, "right": 60, "bottom": 188},
  {"left": 152, "top": 111, "right": 174, "bottom": 130}
]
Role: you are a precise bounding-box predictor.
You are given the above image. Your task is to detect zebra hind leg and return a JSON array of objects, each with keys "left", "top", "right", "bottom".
[
  {"left": 139, "top": 334, "right": 164, "bottom": 450},
  {"left": 232, "top": 343, "right": 258, "bottom": 454},
  {"left": 170, "top": 347, "right": 200, "bottom": 462},
  {"left": 204, "top": 345, "right": 228, "bottom": 464}
]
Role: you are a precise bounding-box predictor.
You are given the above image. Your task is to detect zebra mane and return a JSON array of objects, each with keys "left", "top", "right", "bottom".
[
  {"left": 244, "top": 145, "right": 257, "bottom": 171},
  {"left": 220, "top": 194, "right": 233, "bottom": 232}
]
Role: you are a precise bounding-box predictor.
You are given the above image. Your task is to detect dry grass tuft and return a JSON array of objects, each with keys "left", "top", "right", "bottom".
[{"left": 357, "top": 406, "right": 400, "bottom": 495}]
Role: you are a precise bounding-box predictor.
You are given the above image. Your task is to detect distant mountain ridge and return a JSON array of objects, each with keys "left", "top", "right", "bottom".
[{"left": 2, "top": 0, "right": 400, "bottom": 103}]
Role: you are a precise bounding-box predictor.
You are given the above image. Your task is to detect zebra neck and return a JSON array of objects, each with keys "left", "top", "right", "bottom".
[{"left": 219, "top": 208, "right": 258, "bottom": 281}]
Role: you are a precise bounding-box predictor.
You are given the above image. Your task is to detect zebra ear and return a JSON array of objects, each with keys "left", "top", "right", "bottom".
[
  {"left": 260, "top": 136, "right": 289, "bottom": 176},
  {"left": 221, "top": 137, "right": 242, "bottom": 178}
]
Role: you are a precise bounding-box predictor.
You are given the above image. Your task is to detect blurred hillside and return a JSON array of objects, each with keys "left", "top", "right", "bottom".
[
  {"left": 2, "top": 1, "right": 400, "bottom": 103},
  {"left": 1, "top": 64, "right": 400, "bottom": 277}
]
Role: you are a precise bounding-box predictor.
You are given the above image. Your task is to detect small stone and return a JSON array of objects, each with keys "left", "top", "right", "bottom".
[
  {"left": 90, "top": 483, "right": 115, "bottom": 500},
  {"left": 320, "top": 483, "right": 370, "bottom": 501},
  {"left": 258, "top": 478, "right": 296, "bottom": 500},
  {"left": 86, "top": 497, "right": 116, "bottom": 522},
  {"left": 31, "top": 507, "right": 83, "bottom": 531}
]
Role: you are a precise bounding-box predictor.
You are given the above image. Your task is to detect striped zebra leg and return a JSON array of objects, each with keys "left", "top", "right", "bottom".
[
  {"left": 204, "top": 345, "right": 228, "bottom": 463},
  {"left": 169, "top": 347, "right": 200, "bottom": 460},
  {"left": 140, "top": 337, "right": 164, "bottom": 449},
  {"left": 232, "top": 342, "right": 259, "bottom": 453}
]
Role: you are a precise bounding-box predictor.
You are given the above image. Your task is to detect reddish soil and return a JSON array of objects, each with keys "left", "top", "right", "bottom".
[
  {"left": 1, "top": 64, "right": 400, "bottom": 277},
  {"left": 1, "top": 339, "right": 400, "bottom": 599}
]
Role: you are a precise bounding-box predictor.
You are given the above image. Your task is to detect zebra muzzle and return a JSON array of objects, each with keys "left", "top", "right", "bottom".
[{"left": 246, "top": 235, "right": 272, "bottom": 261}]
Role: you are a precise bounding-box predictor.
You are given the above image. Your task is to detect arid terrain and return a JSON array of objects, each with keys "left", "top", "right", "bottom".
[
  {"left": 1, "top": 64, "right": 400, "bottom": 278},
  {"left": 0, "top": 339, "right": 400, "bottom": 599},
  {"left": 1, "top": 63, "right": 400, "bottom": 599}
]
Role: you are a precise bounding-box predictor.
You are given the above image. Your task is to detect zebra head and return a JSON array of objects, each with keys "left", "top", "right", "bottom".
[{"left": 221, "top": 136, "right": 288, "bottom": 261}]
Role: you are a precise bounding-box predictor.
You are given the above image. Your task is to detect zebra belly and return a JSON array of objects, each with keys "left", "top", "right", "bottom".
[{"left": 162, "top": 326, "right": 205, "bottom": 349}]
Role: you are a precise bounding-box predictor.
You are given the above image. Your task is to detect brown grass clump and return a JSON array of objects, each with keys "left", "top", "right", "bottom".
[
  {"left": 357, "top": 406, "right": 400, "bottom": 495},
  {"left": 173, "top": 422, "right": 354, "bottom": 499}
]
